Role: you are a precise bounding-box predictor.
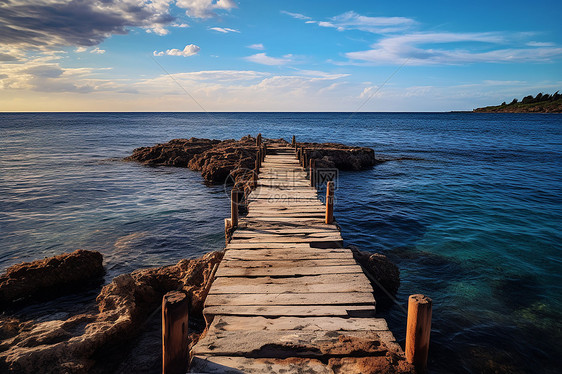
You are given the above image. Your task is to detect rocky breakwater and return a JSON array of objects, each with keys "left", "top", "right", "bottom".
[
  {"left": 296, "top": 142, "right": 377, "bottom": 170},
  {"left": 0, "top": 251, "right": 223, "bottom": 373},
  {"left": 125, "top": 136, "right": 260, "bottom": 186},
  {"left": 126, "top": 136, "right": 379, "bottom": 187}
]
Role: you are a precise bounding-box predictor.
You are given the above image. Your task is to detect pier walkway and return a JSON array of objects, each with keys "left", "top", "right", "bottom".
[{"left": 189, "top": 143, "right": 413, "bottom": 373}]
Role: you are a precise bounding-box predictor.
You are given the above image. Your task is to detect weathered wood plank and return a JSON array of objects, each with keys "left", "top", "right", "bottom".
[
  {"left": 223, "top": 249, "right": 354, "bottom": 261},
  {"left": 192, "top": 330, "right": 397, "bottom": 357},
  {"left": 220, "top": 259, "right": 356, "bottom": 268},
  {"left": 209, "top": 315, "right": 388, "bottom": 332},
  {"left": 208, "top": 281, "right": 373, "bottom": 295},
  {"left": 203, "top": 304, "right": 376, "bottom": 318},
  {"left": 205, "top": 292, "right": 375, "bottom": 307},
  {"left": 190, "top": 356, "right": 332, "bottom": 374},
  {"left": 215, "top": 265, "right": 361, "bottom": 277}
]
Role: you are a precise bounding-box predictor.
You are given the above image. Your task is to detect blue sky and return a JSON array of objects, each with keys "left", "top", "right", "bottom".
[{"left": 1, "top": 0, "right": 561, "bottom": 111}]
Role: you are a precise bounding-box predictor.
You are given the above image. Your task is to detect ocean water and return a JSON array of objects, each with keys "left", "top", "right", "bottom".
[{"left": 1, "top": 112, "right": 561, "bottom": 373}]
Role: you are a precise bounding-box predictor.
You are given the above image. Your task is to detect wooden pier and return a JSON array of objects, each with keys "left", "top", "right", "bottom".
[{"left": 187, "top": 142, "right": 418, "bottom": 373}]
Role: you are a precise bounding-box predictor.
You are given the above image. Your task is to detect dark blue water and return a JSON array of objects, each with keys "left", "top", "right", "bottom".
[{"left": 1, "top": 113, "right": 561, "bottom": 373}]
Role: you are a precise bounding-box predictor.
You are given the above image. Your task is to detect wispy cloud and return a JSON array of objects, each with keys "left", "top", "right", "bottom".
[
  {"left": 284, "top": 10, "right": 416, "bottom": 34},
  {"left": 245, "top": 53, "right": 293, "bottom": 66},
  {"left": 178, "top": 0, "right": 237, "bottom": 19},
  {"left": 248, "top": 43, "right": 265, "bottom": 50},
  {"left": 210, "top": 27, "right": 240, "bottom": 33},
  {"left": 153, "top": 44, "right": 200, "bottom": 57},
  {"left": 90, "top": 47, "right": 106, "bottom": 54},
  {"left": 281, "top": 11, "right": 312, "bottom": 21},
  {"left": 344, "top": 32, "right": 562, "bottom": 65}
]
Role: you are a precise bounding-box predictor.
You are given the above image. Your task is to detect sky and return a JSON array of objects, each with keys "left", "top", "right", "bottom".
[{"left": 1, "top": 0, "right": 561, "bottom": 112}]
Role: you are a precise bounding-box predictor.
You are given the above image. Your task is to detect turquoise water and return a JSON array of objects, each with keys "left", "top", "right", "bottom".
[{"left": 1, "top": 112, "right": 561, "bottom": 372}]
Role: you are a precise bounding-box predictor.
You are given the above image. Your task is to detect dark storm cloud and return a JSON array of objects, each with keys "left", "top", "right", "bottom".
[{"left": 0, "top": 0, "right": 175, "bottom": 48}]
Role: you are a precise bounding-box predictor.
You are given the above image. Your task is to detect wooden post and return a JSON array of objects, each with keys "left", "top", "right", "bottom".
[
  {"left": 162, "top": 291, "right": 189, "bottom": 374},
  {"left": 325, "top": 181, "right": 334, "bottom": 224},
  {"left": 405, "top": 294, "right": 432, "bottom": 373},
  {"left": 310, "top": 159, "right": 316, "bottom": 187},
  {"left": 256, "top": 133, "right": 262, "bottom": 146},
  {"left": 297, "top": 147, "right": 301, "bottom": 162},
  {"left": 303, "top": 150, "right": 308, "bottom": 171},
  {"left": 257, "top": 150, "right": 261, "bottom": 168},
  {"left": 291, "top": 135, "right": 296, "bottom": 147},
  {"left": 231, "top": 189, "right": 238, "bottom": 228}
]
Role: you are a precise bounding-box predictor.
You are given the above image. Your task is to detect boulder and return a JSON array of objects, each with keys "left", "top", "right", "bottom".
[
  {"left": 297, "top": 142, "right": 377, "bottom": 170},
  {"left": 0, "top": 250, "right": 104, "bottom": 307},
  {"left": 349, "top": 246, "right": 400, "bottom": 297}
]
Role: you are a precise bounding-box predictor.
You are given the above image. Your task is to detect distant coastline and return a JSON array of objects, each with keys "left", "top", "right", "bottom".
[{"left": 473, "top": 91, "right": 562, "bottom": 113}]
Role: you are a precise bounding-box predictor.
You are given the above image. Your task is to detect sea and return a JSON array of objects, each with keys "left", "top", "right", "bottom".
[{"left": 1, "top": 112, "right": 561, "bottom": 373}]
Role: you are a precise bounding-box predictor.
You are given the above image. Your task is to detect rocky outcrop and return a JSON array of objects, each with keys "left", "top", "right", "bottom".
[
  {"left": 0, "top": 251, "right": 223, "bottom": 374},
  {"left": 125, "top": 136, "right": 259, "bottom": 186},
  {"left": 296, "top": 142, "right": 377, "bottom": 170},
  {"left": 126, "top": 137, "right": 379, "bottom": 186},
  {"left": 0, "top": 250, "right": 104, "bottom": 307},
  {"left": 350, "top": 246, "right": 400, "bottom": 298}
]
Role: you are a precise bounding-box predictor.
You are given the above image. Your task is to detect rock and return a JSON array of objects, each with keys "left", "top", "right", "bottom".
[
  {"left": 349, "top": 247, "right": 400, "bottom": 297},
  {"left": 125, "top": 136, "right": 259, "bottom": 186},
  {"left": 297, "top": 142, "right": 377, "bottom": 170},
  {"left": 0, "top": 250, "right": 104, "bottom": 307},
  {"left": 0, "top": 251, "right": 223, "bottom": 374}
]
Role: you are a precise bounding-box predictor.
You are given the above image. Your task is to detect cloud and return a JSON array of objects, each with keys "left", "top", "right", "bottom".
[
  {"left": 153, "top": 44, "right": 200, "bottom": 57},
  {"left": 0, "top": 53, "right": 18, "bottom": 62},
  {"left": 245, "top": 53, "right": 293, "bottom": 66},
  {"left": 90, "top": 47, "right": 105, "bottom": 54},
  {"left": 177, "top": 0, "right": 237, "bottom": 18},
  {"left": 210, "top": 27, "right": 240, "bottom": 33},
  {"left": 343, "top": 32, "right": 562, "bottom": 65},
  {"left": 248, "top": 43, "right": 265, "bottom": 50},
  {"left": 0, "top": 0, "right": 235, "bottom": 50},
  {"left": 288, "top": 10, "right": 416, "bottom": 34},
  {"left": 527, "top": 41, "right": 555, "bottom": 47},
  {"left": 281, "top": 11, "right": 312, "bottom": 21}
]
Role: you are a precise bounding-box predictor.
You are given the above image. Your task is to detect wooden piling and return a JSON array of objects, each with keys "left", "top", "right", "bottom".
[
  {"left": 303, "top": 150, "right": 308, "bottom": 171},
  {"left": 256, "top": 133, "right": 262, "bottom": 147},
  {"left": 162, "top": 291, "right": 189, "bottom": 374},
  {"left": 405, "top": 294, "right": 432, "bottom": 373},
  {"left": 231, "top": 189, "right": 239, "bottom": 228},
  {"left": 325, "top": 181, "right": 334, "bottom": 224},
  {"left": 257, "top": 150, "right": 261, "bottom": 168},
  {"left": 291, "top": 135, "right": 296, "bottom": 147},
  {"left": 310, "top": 159, "right": 316, "bottom": 187}
]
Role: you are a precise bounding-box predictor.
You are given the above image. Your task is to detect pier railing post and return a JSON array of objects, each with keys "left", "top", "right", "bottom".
[
  {"left": 291, "top": 135, "right": 296, "bottom": 147},
  {"left": 256, "top": 133, "right": 262, "bottom": 147},
  {"left": 406, "top": 294, "right": 432, "bottom": 373},
  {"left": 310, "top": 159, "right": 316, "bottom": 187},
  {"left": 303, "top": 150, "right": 308, "bottom": 172},
  {"left": 231, "top": 189, "right": 239, "bottom": 228},
  {"left": 257, "top": 150, "right": 261, "bottom": 169},
  {"left": 162, "top": 291, "right": 189, "bottom": 374},
  {"left": 325, "top": 181, "right": 334, "bottom": 224}
]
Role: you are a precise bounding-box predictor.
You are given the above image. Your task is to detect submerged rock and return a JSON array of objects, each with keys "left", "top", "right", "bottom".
[
  {"left": 0, "top": 250, "right": 104, "bottom": 307},
  {"left": 0, "top": 251, "right": 223, "bottom": 374},
  {"left": 349, "top": 246, "right": 400, "bottom": 298}
]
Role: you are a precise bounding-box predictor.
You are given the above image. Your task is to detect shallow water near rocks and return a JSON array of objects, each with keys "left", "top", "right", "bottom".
[{"left": 1, "top": 112, "right": 561, "bottom": 373}]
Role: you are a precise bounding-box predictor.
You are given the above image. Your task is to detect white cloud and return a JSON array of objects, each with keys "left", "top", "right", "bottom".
[
  {"left": 177, "top": 0, "right": 237, "bottom": 18},
  {"left": 245, "top": 53, "right": 293, "bottom": 66},
  {"left": 527, "top": 41, "right": 555, "bottom": 47},
  {"left": 75, "top": 47, "right": 88, "bottom": 53},
  {"left": 90, "top": 47, "right": 106, "bottom": 54},
  {"left": 248, "top": 43, "right": 265, "bottom": 50},
  {"left": 153, "top": 44, "right": 201, "bottom": 57},
  {"left": 290, "top": 10, "right": 416, "bottom": 34},
  {"left": 344, "top": 32, "right": 562, "bottom": 65},
  {"left": 210, "top": 27, "right": 240, "bottom": 33},
  {"left": 281, "top": 11, "right": 312, "bottom": 21}
]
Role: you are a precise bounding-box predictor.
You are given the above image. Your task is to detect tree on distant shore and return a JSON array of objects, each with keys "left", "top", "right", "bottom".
[{"left": 507, "top": 91, "right": 561, "bottom": 106}]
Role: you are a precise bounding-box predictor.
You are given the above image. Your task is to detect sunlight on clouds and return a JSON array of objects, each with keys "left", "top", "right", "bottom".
[
  {"left": 245, "top": 53, "right": 293, "bottom": 66},
  {"left": 210, "top": 27, "right": 240, "bottom": 33},
  {"left": 153, "top": 44, "right": 200, "bottom": 57}
]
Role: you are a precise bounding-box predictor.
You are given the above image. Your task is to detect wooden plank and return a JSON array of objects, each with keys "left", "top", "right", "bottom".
[
  {"left": 223, "top": 249, "right": 353, "bottom": 261},
  {"left": 205, "top": 292, "right": 375, "bottom": 307},
  {"left": 209, "top": 315, "right": 388, "bottom": 332},
  {"left": 192, "top": 330, "right": 396, "bottom": 357},
  {"left": 190, "top": 356, "right": 331, "bottom": 374},
  {"left": 211, "top": 273, "right": 373, "bottom": 288},
  {"left": 214, "top": 265, "right": 361, "bottom": 277},
  {"left": 209, "top": 281, "right": 373, "bottom": 295},
  {"left": 204, "top": 304, "right": 376, "bottom": 318},
  {"left": 220, "top": 259, "right": 356, "bottom": 268}
]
